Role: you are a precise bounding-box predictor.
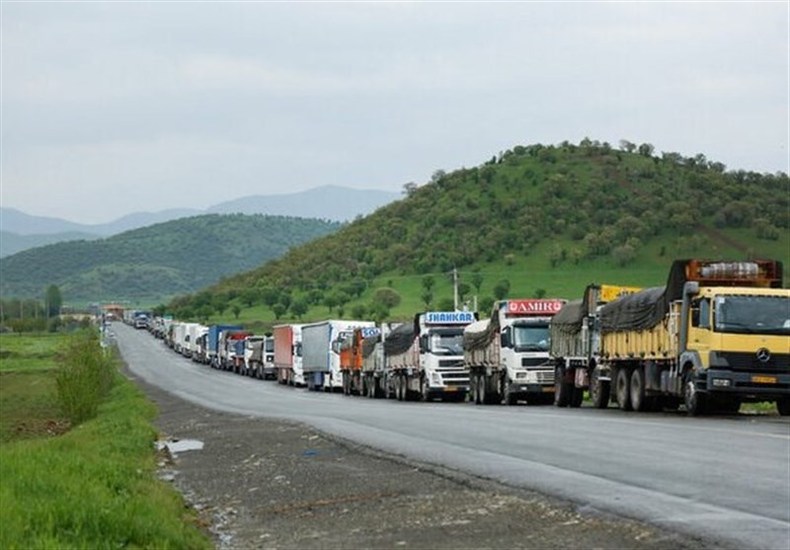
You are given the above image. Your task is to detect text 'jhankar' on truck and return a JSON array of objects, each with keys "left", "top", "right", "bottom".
[
  {"left": 551, "top": 259, "right": 789, "bottom": 415},
  {"left": 464, "top": 298, "right": 565, "bottom": 405}
]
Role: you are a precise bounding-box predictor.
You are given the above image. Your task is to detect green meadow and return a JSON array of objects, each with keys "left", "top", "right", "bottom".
[{"left": 0, "top": 332, "right": 211, "bottom": 548}]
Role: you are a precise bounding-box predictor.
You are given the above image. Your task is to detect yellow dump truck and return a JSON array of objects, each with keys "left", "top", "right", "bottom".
[
  {"left": 597, "top": 259, "right": 788, "bottom": 415},
  {"left": 550, "top": 284, "right": 641, "bottom": 408}
]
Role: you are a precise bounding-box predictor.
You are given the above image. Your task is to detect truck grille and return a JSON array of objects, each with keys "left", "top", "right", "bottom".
[
  {"left": 522, "top": 357, "right": 549, "bottom": 367},
  {"left": 439, "top": 359, "right": 463, "bottom": 368},
  {"left": 535, "top": 370, "right": 555, "bottom": 384},
  {"left": 443, "top": 374, "right": 470, "bottom": 387},
  {"left": 711, "top": 352, "right": 790, "bottom": 373}
]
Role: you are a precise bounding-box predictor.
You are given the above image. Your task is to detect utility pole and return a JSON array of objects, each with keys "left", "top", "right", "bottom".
[{"left": 453, "top": 267, "right": 459, "bottom": 311}]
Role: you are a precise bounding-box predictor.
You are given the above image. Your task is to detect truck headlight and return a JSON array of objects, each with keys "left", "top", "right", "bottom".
[
  {"left": 515, "top": 371, "right": 527, "bottom": 380},
  {"left": 431, "top": 372, "right": 442, "bottom": 385},
  {"left": 712, "top": 378, "right": 731, "bottom": 388}
]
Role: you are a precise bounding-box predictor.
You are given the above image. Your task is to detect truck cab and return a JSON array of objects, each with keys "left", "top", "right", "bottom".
[
  {"left": 682, "top": 280, "right": 789, "bottom": 414},
  {"left": 416, "top": 311, "right": 475, "bottom": 400}
]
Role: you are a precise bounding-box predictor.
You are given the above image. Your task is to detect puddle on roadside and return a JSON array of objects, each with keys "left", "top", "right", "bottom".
[{"left": 158, "top": 438, "right": 204, "bottom": 454}]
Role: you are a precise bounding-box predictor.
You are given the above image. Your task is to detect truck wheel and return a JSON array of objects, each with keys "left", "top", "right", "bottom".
[
  {"left": 776, "top": 398, "right": 790, "bottom": 416},
  {"left": 420, "top": 378, "right": 431, "bottom": 402},
  {"left": 683, "top": 371, "right": 707, "bottom": 416},
  {"left": 479, "top": 376, "right": 490, "bottom": 405},
  {"left": 629, "top": 367, "right": 647, "bottom": 412},
  {"left": 554, "top": 366, "right": 569, "bottom": 407},
  {"left": 504, "top": 385, "right": 518, "bottom": 406},
  {"left": 615, "top": 368, "right": 632, "bottom": 411},
  {"left": 569, "top": 386, "right": 584, "bottom": 408},
  {"left": 590, "top": 368, "right": 610, "bottom": 409}
]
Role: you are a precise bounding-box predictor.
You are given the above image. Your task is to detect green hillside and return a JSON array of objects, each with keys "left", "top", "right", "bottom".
[
  {"left": 167, "top": 141, "right": 788, "bottom": 330},
  {"left": 0, "top": 214, "right": 341, "bottom": 305}
]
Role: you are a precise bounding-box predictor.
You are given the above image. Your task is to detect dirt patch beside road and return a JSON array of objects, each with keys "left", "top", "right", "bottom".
[{"left": 131, "top": 371, "right": 723, "bottom": 549}]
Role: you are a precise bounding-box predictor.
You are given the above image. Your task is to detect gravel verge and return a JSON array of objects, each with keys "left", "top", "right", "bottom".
[{"left": 129, "top": 370, "right": 723, "bottom": 550}]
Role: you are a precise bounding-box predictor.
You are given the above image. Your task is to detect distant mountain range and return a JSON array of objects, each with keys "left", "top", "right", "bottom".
[
  {"left": 0, "top": 214, "right": 342, "bottom": 303},
  {"left": 0, "top": 185, "right": 399, "bottom": 257}
]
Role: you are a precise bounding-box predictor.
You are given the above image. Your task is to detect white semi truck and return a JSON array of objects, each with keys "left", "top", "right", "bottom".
[
  {"left": 464, "top": 299, "right": 565, "bottom": 405},
  {"left": 384, "top": 311, "right": 475, "bottom": 401}
]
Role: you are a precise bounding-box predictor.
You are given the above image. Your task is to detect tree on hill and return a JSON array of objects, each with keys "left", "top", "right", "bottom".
[
  {"left": 493, "top": 279, "right": 510, "bottom": 300},
  {"left": 159, "top": 139, "right": 788, "bottom": 316},
  {"left": 45, "top": 285, "right": 62, "bottom": 318},
  {"left": 374, "top": 288, "right": 401, "bottom": 310},
  {"left": 272, "top": 303, "right": 287, "bottom": 320},
  {"left": 291, "top": 299, "right": 308, "bottom": 319}
]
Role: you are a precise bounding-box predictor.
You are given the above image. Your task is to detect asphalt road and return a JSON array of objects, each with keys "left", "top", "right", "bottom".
[{"left": 114, "top": 323, "right": 790, "bottom": 549}]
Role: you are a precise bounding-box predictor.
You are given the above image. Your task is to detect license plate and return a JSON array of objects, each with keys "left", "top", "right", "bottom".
[
  {"left": 542, "top": 386, "right": 555, "bottom": 393},
  {"left": 444, "top": 387, "right": 457, "bottom": 392},
  {"left": 752, "top": 375, "right": 777, "bottom": 384}
]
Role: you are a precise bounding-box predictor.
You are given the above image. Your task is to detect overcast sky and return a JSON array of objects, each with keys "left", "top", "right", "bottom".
[{"left": 2, "top": 1, "right": 788, "bottom": 224}]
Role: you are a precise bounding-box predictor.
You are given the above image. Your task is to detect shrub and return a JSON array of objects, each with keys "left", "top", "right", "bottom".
[{"left": 55, "top": 330, "right": 115, "bottom": 426}]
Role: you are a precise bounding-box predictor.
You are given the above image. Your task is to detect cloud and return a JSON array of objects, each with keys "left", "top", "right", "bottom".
[{"left": 1, "top": 1, "right": 787, "bottom": 223}]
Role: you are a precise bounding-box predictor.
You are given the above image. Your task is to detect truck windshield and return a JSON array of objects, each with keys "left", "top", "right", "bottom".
[
  {"left": 428, "top": 331, "right": 464, "bottom": 355},
  {"left": 714, "top": 295, "right": 790, "bottom": 335},
  {"left": 513, "top": 325, "right": 550, "bottom": 352}
]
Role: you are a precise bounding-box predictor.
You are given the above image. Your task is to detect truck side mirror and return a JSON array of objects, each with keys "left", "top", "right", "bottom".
[
  {"left": 500, "top": 327, "right": 511, "bottom": 348},
  {"left": 419, "top": 335, "right": 428, "bottom": 353}
]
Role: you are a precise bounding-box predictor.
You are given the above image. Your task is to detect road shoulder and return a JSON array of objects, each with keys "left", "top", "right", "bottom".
[{"left": 129, "top": 369, "right": 723, "bottom": 549}]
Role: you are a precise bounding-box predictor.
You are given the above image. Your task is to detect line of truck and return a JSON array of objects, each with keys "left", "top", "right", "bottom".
[{"left": 139, "top": 259, "right": 789, "bottom": 416}]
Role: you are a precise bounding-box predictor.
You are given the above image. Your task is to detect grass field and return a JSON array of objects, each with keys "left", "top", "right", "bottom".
[
  {"left": 0, "top": 332, "right": 212, "bottom": 548},
  {"left": 0, "top": 333, "right": 69, "bottom": 442},
  {"left": 0, "top": 332, "right": 67, "bottom": 373}
]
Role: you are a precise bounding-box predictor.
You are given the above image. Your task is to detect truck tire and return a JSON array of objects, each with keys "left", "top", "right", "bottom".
[
  {"left": 683, "top": 371, "right": 707, "bottom": 416},
  {"left": 470, "top": 375, "right": 478, "bottom": 404},
  {"left": 615, "top": 368, "right": 632, "bottom": 411},
  {"left": 629, "top": 366, "right": 648, "bottom": 412},
  {"left": 554, "top": 366, "right": 570, "bottom": 408},
  {"left": 569, "top": 386, "right": 584, "bottom": 408},
  {"left": 590, "top": 368, "right": 610, "bottom": 409},
  {"left": 480, "top": 375, "right": 490, "bottom": 405},
  {"left": 776, "top": 398, "right": 790, "bottom": 416},
  {"left": 421, "top": 378, "right": 431, "bottom": 402}
]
